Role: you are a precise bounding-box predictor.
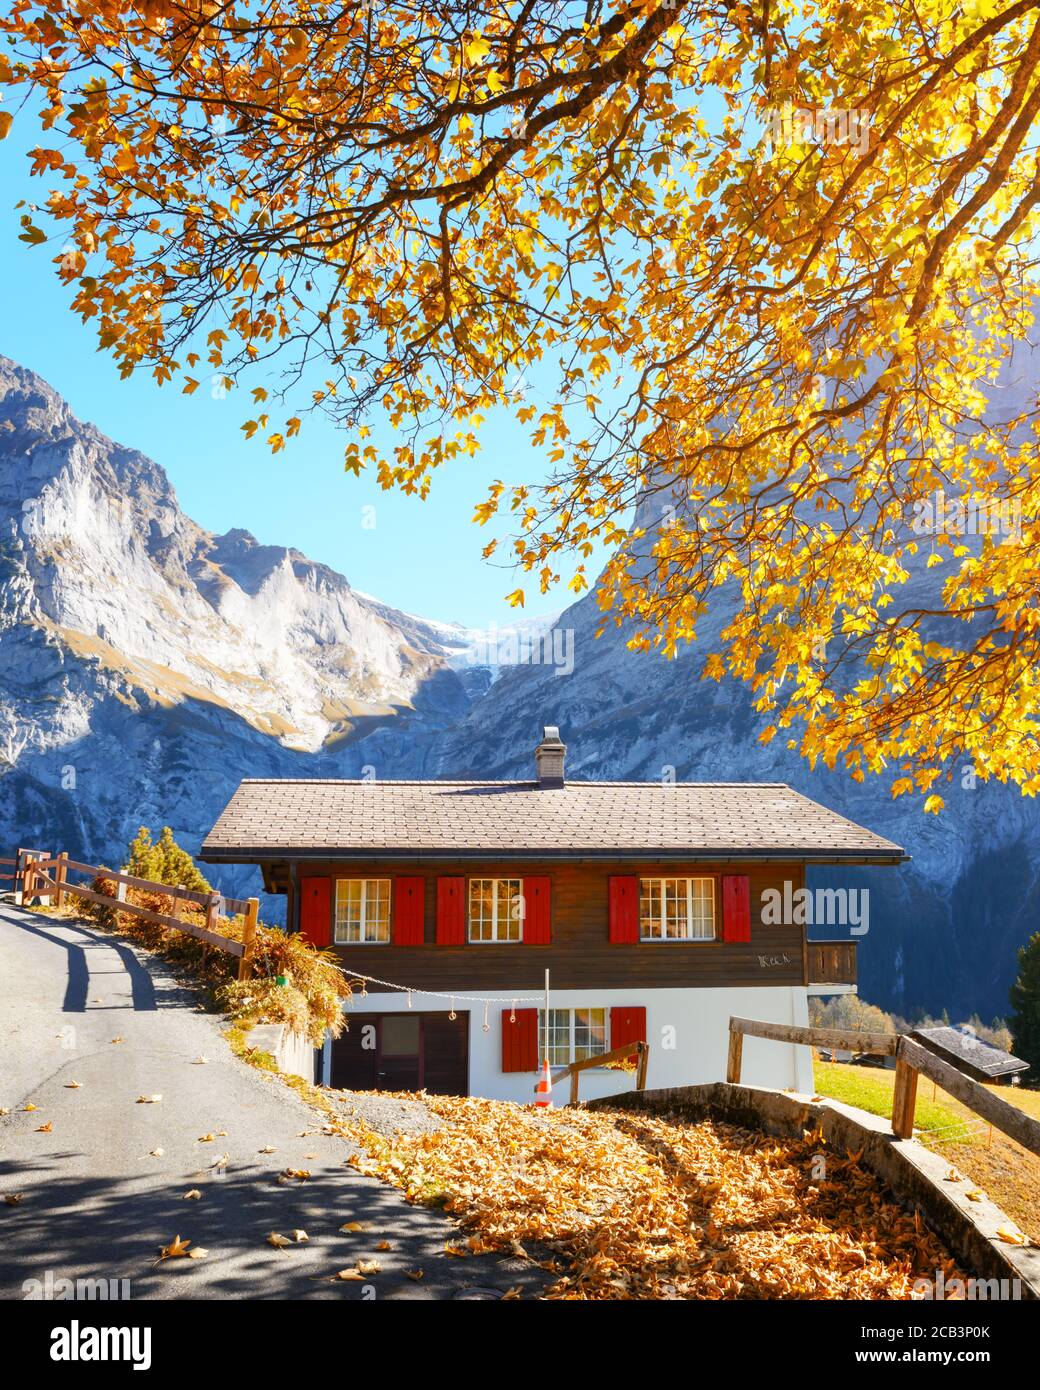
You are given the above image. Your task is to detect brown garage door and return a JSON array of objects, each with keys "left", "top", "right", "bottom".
[{"left": 331, "top": 1011, "right": 469, "bottom": 1095}]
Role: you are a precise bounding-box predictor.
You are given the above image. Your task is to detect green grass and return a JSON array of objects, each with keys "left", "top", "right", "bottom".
[
  {"left": 814, "top": 1061, "right": 977, "bottom": 1146},
  {"left": 815, "top": 1059, "right": 1040, "bottom": 1241}
]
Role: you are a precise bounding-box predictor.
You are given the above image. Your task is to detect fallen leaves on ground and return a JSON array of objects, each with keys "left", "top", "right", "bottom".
[
  {"left": 183, "top": 1189, "right": 202, "bottom": 1201},
  {"left": 4, "top": 1194, "right": 24, "bottom": 1206},
  {"left": 35, "top": 1122, "right": 52, "bottom": 1133},
  {"left": 996, "top": 1226, "right": 1027, "bottom": 1246},
  {"left": 341, "top": 1095, "right": 971, "bottom": 1300},
  {"left": 136, "top": 1095, "right": 162, "bottom": 1104},
  {"left": 64, "top": 1081, "right": 82, "bottom": 1089},
  {"left": 158, "top": 1235, "right": 192, "bottom": 1261}
]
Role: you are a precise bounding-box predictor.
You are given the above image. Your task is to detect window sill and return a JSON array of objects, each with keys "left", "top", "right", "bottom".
[{"left": 637, "top": 937, "right": 718, "bottom": 944}]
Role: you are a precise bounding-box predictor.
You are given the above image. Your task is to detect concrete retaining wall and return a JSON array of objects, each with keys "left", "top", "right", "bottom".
[
  {"left": 587, "top": 1082, "right": 1040, "bottom": 1298},
  {"left": 242, "top": 1023, "right": 316, "bottom": 1084}
]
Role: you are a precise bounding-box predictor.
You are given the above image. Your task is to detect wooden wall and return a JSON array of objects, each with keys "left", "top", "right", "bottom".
[{"left": 269, "top": 858, "right": 808, "bottom": 990}]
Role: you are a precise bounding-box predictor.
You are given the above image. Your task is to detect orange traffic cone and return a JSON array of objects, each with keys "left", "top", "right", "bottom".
[{"left": 534, "top": 1058, "right": 553, "bottom": 1108}]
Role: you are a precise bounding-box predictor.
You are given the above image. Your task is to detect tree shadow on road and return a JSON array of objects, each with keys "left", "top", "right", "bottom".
[{"left": 0, "top": 1153, "right": 548, "bottom": 1301}]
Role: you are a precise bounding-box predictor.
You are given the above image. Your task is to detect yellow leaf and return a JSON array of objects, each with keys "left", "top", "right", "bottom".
[{"left": 996, "top": 1226, "right": 1026, "bottom": 1246}]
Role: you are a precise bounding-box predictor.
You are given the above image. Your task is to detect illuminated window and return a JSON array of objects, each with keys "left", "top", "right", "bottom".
[
  {"left": 639, "top": 878, "right": 715, "bottom": 940},
  {"left": 538, "top": 1008, "right": 609, "bottom": 1067},
  {"left": 468, "top": 878, "right": 522, "bottom": 942},
  {"left": 334, "top": 879, "right": 391, "bottom": 944}
]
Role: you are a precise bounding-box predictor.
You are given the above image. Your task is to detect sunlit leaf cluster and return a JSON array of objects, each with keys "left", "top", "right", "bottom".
[{"left": 3, "top": 0, "right": 1040, "bottom": 800}]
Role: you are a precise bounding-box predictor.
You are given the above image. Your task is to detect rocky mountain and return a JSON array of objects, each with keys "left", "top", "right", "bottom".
[{"left": 1, "top": 354, "right": 1036, "bottom": 1022}]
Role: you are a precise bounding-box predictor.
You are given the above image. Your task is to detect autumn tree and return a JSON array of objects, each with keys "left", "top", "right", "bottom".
[{"left": 2, "top": 1, "right": 1040, "bottom": 804}]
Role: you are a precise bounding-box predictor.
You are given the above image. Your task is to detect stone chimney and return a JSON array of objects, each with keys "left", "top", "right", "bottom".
[{"left": 534, "top": 725, "right": 566, "bottom": 788}]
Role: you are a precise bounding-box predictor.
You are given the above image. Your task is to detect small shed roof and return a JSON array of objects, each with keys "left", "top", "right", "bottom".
[{"left": 911, "top": 1026, "right": 1029, "bottom": 1082}]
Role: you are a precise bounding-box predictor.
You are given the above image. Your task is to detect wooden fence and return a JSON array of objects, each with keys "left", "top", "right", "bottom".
[
  {"left": 727, "top": 1015, "right": 1040, "bottom": 1157},
  {"left": 10, "top": 849, "right": 258, "bottom": 981},
  {"left": 550, "top": 1040, "right": 650, "bottom": 1105},
  {"left": 0, "top": 847, "right": 49, "bottom": 897}
]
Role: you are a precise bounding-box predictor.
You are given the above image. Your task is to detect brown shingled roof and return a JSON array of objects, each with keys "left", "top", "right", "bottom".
[{"left": 200, "top": 779, "right": 906, "bottom": 864}]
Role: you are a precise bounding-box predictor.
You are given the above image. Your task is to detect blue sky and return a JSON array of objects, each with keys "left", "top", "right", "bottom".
[{"left": 0, "top": 116, "right": 581, "bottom": 629}]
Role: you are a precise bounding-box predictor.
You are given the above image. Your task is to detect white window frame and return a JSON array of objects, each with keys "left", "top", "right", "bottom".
[
  {"left": 334, "top": 878, "right": 391, "bottom": 945},
  {"left": 538, "top": 1007, "right": 610, "bottom": 1067},
  {"left": 468, "top": 877, "right": 523, "bottom": 943},
  {"left": 639, "top": 876, "right": 716, "bottom": 941}
]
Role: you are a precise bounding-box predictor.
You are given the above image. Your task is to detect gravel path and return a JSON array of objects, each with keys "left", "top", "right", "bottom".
[
  {"left": 327, "top": 1090, "right": 445, "bottom": 1139},
  {"left": 0, "top": 905, "right": 547, "bottom": 1300}
]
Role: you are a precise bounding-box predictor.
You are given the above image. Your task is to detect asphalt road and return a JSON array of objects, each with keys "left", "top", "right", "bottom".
[{"left": 0, "top": 902, "right": 545, "bottom": 1300}]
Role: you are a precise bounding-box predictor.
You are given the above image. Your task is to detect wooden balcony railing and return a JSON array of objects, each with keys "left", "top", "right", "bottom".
[{"left": 807, "top": 939, "right": 857, "bottom": 988}]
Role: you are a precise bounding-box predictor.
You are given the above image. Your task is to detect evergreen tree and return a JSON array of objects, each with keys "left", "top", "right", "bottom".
[
  {"left": 123, "top": 826, "right": 211, "bottom": 894},
  {"left": 1009, "top": 932, "right": 1040, "bottom": 1081}
]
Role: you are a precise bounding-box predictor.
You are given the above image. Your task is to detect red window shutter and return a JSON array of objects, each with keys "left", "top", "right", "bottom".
[
  {"left": 722, "top": 874, "right": 751, "bottom": 942},
  {"left": 608, "top": 875, "right": 639, "bottom": 943},
  {"left": 610, "top": 1006, "right": 646, "bottom": 1051},
  {"left": 436, "top": 876, "right": 466, "bottom": 945},
  {"left": 393, "top": 876, "right": 425, "bottom": 946},
  {"left": 502, "top": 1007, "right": 538, "bottom": 1072},
  {"left": 521, "top": 876, "right": 551, "bottom": 944},
  {"left": 299, "top": 877, "right": 332, "bottom": 947}
]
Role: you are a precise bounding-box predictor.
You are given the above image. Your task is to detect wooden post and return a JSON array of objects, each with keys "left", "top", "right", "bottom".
[
  {"left": 55, "top": 851, "right": 68, "bottom": 910},
  {"left": 635, "top": 1041, "right": 649, "bottom": 1091},
  {"left": 15, "top": 849, "right": 26, "bottom": 907},
  {"left": 21, "top": 853, "right": 35, "bottom": 906},
  {"left": 726, "top": 1026, "right": 744, "bottom": 1084},
  {"left": 570, "top": 1068, "right": 580, "bottom": 1105},
  {"left": 201, "top": 891, "right": 220, "bottom": 968},
  {"left": 892, "top": 1056, "right": 919, "bottom": 1139},
  {"left": 238, "top": 897, "right": 259, "bottom": 981}
]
